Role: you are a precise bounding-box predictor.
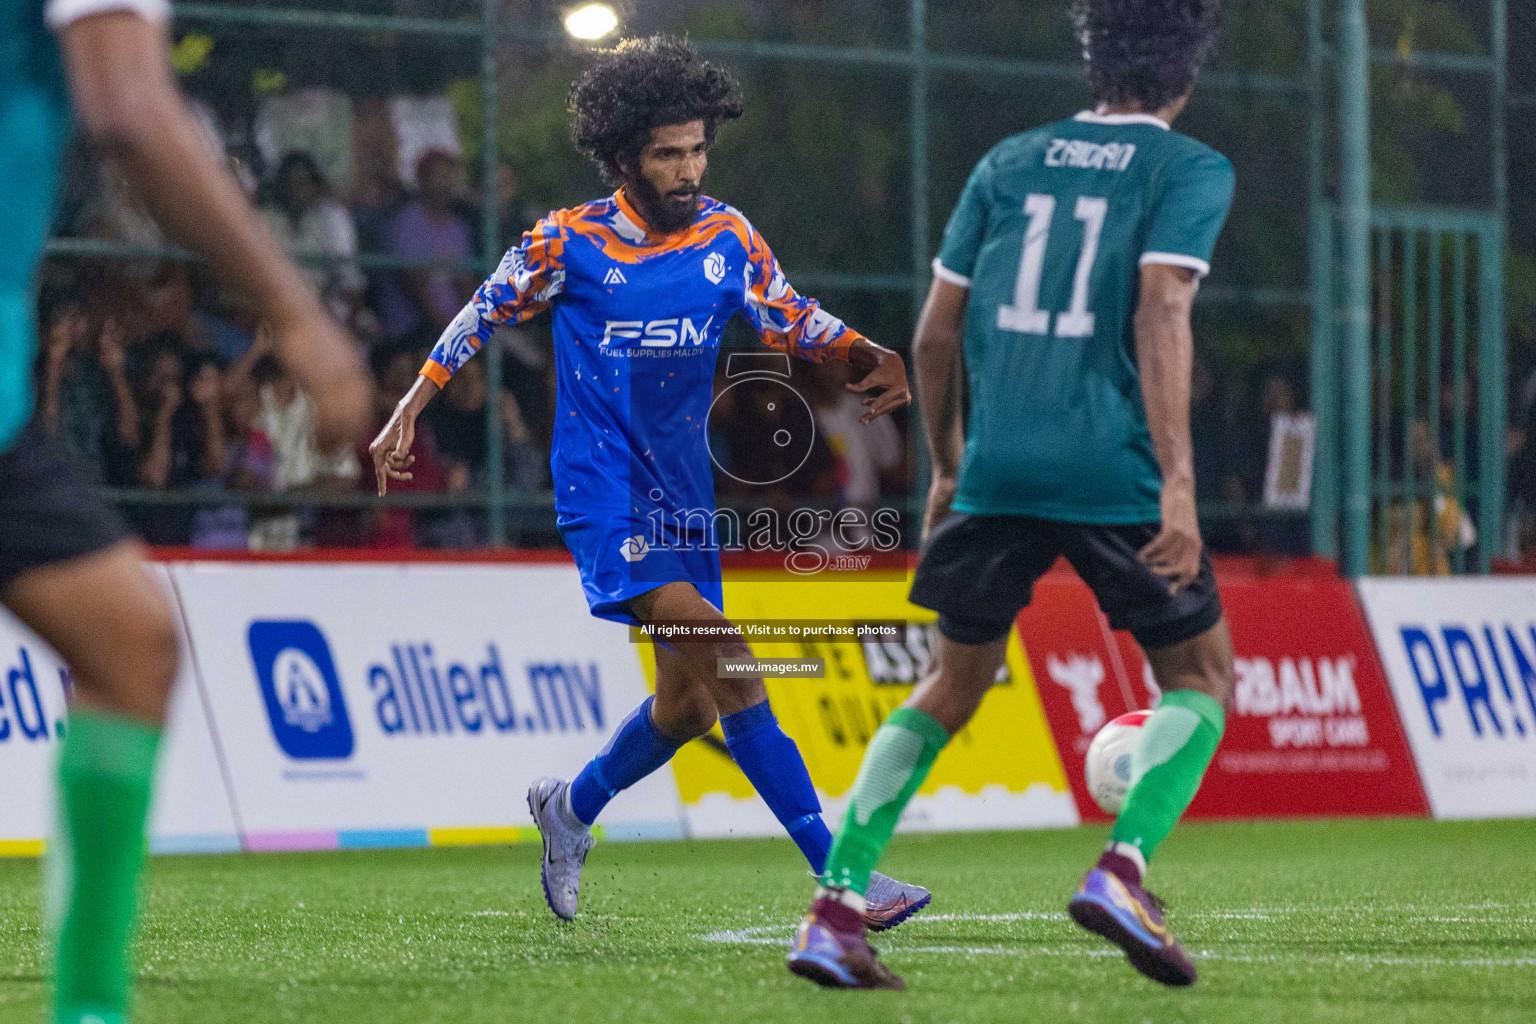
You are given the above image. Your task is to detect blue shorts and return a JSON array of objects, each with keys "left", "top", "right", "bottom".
[{"left": 557, "top": 512, "right": 725, "bottom": 627}]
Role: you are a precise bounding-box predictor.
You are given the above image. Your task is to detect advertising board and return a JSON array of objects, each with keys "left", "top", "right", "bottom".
[
  {"left": 1024, "top": 571, "right": 1427, "bottom": 820},
  {"left": 1358, "top": 577, "right": 1536, "bottom": 819},
  {"left": 659, "top": 574, "right": 1080, "bottom": 839},
  {"left": 0, "top": 566, "right": 239, "bottom": 854},
  {"left": 170, "top": 562, "right": 682, "bottom": 848}
]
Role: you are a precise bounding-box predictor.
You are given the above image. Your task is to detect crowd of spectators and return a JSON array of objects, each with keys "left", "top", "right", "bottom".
[
  {"left": 38, "top": 128, "right": 562, "bottom": 549},
  {"left": 40, "top": 87, "right": 1503, "bottom": 562},
  {"left": 34, "top": 117, "right": 922, "bottom": 551},
  {"left": 29, "top": 130, "right": 1350, "bottom": 556}
]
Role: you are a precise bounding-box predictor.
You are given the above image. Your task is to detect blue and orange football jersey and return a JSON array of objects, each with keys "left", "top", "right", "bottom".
[
  {"left": 423, "top": 191, "right": 866, "bottom": 525},
  {"left": 423, "top": 190, "right": 864, "bottom": 525}
]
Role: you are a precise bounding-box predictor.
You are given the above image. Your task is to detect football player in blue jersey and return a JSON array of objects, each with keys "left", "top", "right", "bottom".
[
  {"left": 789, "top": 0, "right": 1235, "bottom": 991},
  {"left": 369, "top": 36, "right": 930, "bottom": 930},
  {"left": 2, "top": 3, "right": 370, "bottom": 1022}
]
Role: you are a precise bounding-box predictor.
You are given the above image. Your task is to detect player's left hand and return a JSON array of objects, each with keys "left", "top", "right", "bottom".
[{"left": 847, "top": 345, "right": 911, "bottom": 424}]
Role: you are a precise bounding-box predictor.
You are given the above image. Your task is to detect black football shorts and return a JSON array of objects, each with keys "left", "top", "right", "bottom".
[
  {"left": 909, "top": 512, "right": 1222, "bottom": 650},
  {"left": 0, "top": 421, "right": 130, "bottom": 592}
]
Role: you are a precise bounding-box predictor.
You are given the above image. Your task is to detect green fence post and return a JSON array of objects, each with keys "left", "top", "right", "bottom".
[
  {"left": 481, "top": 0, "right": 506, "bottom": 546},
  {"left": 1488, "top": 0, "right": 1509, "bottom": 572},
  {"left": 1338, "top": 0, "right": 1373, "bottom": 578},
  {"left": 909, "top": 0, "right": 930, "bottom": 543},
  {"left": 1478, "top": 223, "right": 1507, "bottom": 570},
  {"left": 1400, "top": 229, "right": 1417, "bottom": 572},
  {"left": 1493, "top": 0, "right": 1508, "bottom": 229},
  {"left": 1452, "top": 233, "right": 1468, "bottom": 573},
  {"left": 1374, "top": 226, "right": 1392, "bottom": 572},
  {"left": 1307, "top": 0, "right": 1334, "bottom": 559},
  {"left": 1310, "top": 205, "right": 1338, "bottom": 558},
  {"left": 1427, "top": 232, "right": 1443, "bottom": 566}
]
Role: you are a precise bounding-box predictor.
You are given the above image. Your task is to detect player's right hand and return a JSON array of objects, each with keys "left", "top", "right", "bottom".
[
  {"left": 369, "top": 408, "right": 417, "bottom": 497},
  {"left": 922, "top": 473, "right": 958, "bottom": 543},
  {"left": 1140, "top": 479, "right": 1202, "bottom": 594}
]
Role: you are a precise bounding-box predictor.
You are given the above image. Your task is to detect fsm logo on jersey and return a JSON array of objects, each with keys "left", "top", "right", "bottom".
[
  {"left": 601, "top": 316, "right": 713, "bottom": 348},
  {"left": 247, "top": 621, "right": 355, "bottom": 760}
]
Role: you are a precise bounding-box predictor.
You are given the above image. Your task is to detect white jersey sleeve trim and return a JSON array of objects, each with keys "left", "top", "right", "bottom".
[
  {"left": 932, "top": 258, "right": 972, "bottom": 288},
  {"left": 45, "top": 0, "right": 169, "bottom": 31},
  {"left": 1140, "top": 252, "right": 1211, "bottom": 279}
]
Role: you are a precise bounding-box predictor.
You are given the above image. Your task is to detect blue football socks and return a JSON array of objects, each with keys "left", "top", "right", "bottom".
[
  {"left": 720, "top": 700, "right": 833, "bottom": 872},
  {"left": 567, "top": 695, "right": 834, "bottom": 872},
  {"left": 568, "top": 696, "right": 682, "bottom": 826}
]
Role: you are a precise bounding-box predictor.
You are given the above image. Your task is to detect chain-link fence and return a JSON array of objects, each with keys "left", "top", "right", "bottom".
[{"left": 37, "top": 0, "right": 1526, "bottom": 566}]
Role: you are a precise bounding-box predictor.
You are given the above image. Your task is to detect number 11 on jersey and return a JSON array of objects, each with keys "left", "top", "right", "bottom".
[{"left": 997, "top": 193, "right": 1107, "bottom": 339}]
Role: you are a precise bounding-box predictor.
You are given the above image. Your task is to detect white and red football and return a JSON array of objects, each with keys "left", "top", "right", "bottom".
[{"left": 1085, "top": 710, "right": 1152, "bottom": 815}]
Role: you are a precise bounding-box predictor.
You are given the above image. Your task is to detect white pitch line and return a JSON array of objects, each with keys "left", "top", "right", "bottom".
[
  {"left": 704, "top": 931, "right": 1536, "bottom": 968},
  {"left": 701, "top": 910, "right": 1536, "bottom": 969},
  {"left": 1204, "top": 904, "right": 1536, "bottom": 921},
  {"left": 906, "top": 912, "right": 1067, "bottom": 922},
  {"left": 1196, "top": 951, "right": 1536, "bottom": 969},
  {"left": 701, "top": 930, "right": 1116, "bottom": 957},
  {"left": 702, "top": 926, "right": 796, "bottom": 945}
]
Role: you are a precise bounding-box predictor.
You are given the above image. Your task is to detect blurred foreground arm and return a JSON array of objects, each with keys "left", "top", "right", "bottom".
[{"left": 57, "top": 11, "right": 368, "bottom": 446}]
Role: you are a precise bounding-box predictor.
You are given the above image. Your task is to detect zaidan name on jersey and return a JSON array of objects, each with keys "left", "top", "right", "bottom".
[{"left": 421, "top": 189, "right": 864, "bottom": 622}]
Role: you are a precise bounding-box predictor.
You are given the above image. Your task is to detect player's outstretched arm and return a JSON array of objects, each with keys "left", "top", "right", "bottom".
[
  {"left": 912, "top": 277, "right": 969, "bottom": 540},
  {"left": 741, "top": 228, "right": 909, "bottom": 422},
  {"left": 370, "top": 221, "right": 565, "bottom": 497},
  {"left": 1133, "top": 262, "right": 1202, "bottom": 593},
  {"left": 367, "top": 222, "right": 564, "bottom": 495},
  {"left": 56, "top": 11, "right": 368, "bottom": 447}
]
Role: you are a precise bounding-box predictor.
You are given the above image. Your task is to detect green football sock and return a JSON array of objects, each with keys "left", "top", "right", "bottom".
[
  {"left": 48, "top": 710, "right": 162, "bottom": 1024},
  {"left": 1109, "top": 688, "right": 1225, "bottom": 865},
  {"left": 821, "top": 706, "right": 949, "bottom": 896}
]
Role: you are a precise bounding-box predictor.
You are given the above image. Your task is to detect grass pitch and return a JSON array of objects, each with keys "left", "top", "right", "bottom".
[{"left": 0, "top": 819, "right": 1532, "bottom": 1023}]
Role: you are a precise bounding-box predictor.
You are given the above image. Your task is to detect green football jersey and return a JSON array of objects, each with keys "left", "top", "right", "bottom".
[
  {"left": 934, "top": 110, "right": 1234, "bottom": 524},
  {"left": 0, "top": 0, "right": 73, "bottom": 451},
  {"left": 0, "top": 0, "right": 165, "bottom": 452}
]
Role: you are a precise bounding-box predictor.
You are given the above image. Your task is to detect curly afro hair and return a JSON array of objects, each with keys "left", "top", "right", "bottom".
[
  {"left": 1071, "top": 0, "right": 1222, "bottom": 112},
  {"left": 568, "top": 35, "right": 745, "bottom": 185}
]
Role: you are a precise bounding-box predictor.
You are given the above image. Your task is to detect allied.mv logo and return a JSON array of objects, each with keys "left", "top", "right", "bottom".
[
  {"left": 247, "top": 621, "right": 355, "bottom": 759},
  {"left": 619, "top": 534, "right": 651, "bottom": 562},
  {"left": 703, "top": 252, "right": 726, "bottom": 284},
  {"left": 271, "top": 647, "right": 333, "bottom": 733}
]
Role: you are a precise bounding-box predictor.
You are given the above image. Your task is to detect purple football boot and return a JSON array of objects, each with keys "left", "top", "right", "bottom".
[
  {"left": 787, "top": 892, "right": 905, "bottom": 990},
  {"left": 862, "top": 871, "right": 932, "bottom": 932},
  {"left": 1067, "top": 850, "right": 1197, "bottom": 987}
]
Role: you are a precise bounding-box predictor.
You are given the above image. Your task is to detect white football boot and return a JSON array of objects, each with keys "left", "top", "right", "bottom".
[{"left": 527, "top": 777, "right": 596, "bottom": 921}]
